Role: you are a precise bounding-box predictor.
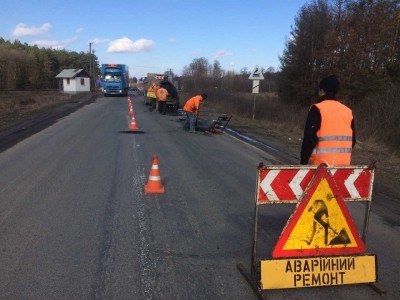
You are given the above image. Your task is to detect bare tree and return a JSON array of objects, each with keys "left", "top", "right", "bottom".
[
  {"left": 278, "top": 0, "right": 333, "bottom": 104},
  {"left": 182, "top": 57, "right": 211, "bottom": 91}
]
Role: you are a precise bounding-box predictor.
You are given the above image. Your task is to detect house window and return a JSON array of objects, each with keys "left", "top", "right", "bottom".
[
  {"left": 81, "top": 78, "right": 85, "bottom": 85},
  {"left": 66, "top": 78, "right": 70, "bottom": 85}
]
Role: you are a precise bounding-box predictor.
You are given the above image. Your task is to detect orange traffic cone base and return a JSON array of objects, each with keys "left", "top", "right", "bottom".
[
  {"left": 129, "top": 124, "right": 139, "bottom": 130},
  {"left": 144, "top": 184, "right": 165, "bottom": 194}
]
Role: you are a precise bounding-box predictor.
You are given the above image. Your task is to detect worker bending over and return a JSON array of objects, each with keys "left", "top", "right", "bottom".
[{"left": 182, "top": 93, "right": 207, "bottom": 133}]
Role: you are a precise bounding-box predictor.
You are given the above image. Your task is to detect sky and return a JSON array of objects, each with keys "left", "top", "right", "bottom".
[{"left": 1, "top": 0, "right": 310, "bottom": 79}]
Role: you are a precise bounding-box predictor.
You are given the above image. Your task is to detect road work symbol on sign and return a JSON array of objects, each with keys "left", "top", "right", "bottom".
[
  {"left": 272, "top": 167, "right": 366, "bottom": 258},
  {"left": 248, "top": 65, "right": 264, "bottom": 80},
  {"left": 304, "top": 197, "right": 351, "bottom": 246}
]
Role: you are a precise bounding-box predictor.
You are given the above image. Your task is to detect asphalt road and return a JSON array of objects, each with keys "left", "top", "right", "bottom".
[{"left": 0, "top": 94, "right": 398, "bottom": 299}]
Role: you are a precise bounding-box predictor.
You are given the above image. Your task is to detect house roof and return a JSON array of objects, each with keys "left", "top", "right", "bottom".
[{"left": 56, "top": 69, "right": 90, "bottom": 78}]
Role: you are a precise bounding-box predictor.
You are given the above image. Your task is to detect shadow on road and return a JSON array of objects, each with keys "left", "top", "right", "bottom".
[{"left": 118, "top": 130, "right": 146, "bottom": 134}]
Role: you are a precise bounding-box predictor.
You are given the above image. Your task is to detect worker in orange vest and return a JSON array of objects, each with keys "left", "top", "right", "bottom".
[
  {"left": 301, "top": 75, "right": 356, "bottom": 166},
  {"left": 156, "top": 85, "right": 169, "bottom": 115},
  {"left": 148, "top": 82, "right": 158, "bottom": 112},
  {"left": 182, "top": 93, "right": 207, "bottom": 132}
]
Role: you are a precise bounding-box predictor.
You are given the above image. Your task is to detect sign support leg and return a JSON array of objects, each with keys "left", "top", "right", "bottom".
[
  {"left": 369, "top": 282, "right": 387, "bottom": 295},
  {"left": 252, "top": 94, "right": 256, "bottom": 120},
  {"left": 251, "top": 203, "right": 259, "bottom": 279},
  {"left": 236, "top": 169, "right": 263, "bottom": 299},
  {"left": 237, "top": 202, "right": 262, "bottom": 299}
]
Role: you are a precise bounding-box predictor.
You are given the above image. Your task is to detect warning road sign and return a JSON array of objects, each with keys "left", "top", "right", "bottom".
[
  {"left": 272, "top": 167, "right": 366, "bottom": 258},
  {"left": 257, "top": 166, "right": 374, "bottom": 203},
  {"left": 260, "top": 255, "right": 377, "bottom": 289},
  {"left": 248, "top": 65, "right": 264, "bottom": 80}
]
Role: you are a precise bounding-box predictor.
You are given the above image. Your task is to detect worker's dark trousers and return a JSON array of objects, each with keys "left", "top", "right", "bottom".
[{"left": 159, "top": 101, "right": 167, "bottom": 114}]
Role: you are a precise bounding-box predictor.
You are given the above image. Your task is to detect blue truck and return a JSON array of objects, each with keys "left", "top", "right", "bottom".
[{"left": 101, "top": 64, "right": 129, "bottom": 96}]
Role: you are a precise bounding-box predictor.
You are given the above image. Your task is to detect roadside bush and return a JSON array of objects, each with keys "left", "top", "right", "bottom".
[
  {"left": 351, "top": 85, "right": 400, "bottom": 150},
  {"left": 198, "top": 90, "right": 307, "bottom": 132},
  {"left": 0, "top": 91, "right": 85, "bottom": 114}
]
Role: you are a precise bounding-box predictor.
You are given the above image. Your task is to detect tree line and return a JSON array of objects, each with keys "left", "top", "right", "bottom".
[
  {"left": 180, "top": 0, "right": 399, "bottom": 104},
  {"left": 278, "top": 0, "right": 400, "bottom": 105},
  {"left": 179, "top": 57, "right": 277, "bottom": 93},
  {"left": 0, "top": 38, "right": 99, "bottom": 90}
]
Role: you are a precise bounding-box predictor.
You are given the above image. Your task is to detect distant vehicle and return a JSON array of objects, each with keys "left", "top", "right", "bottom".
[
  {"left": 143, "top": 73, "right": 179, "bottom": 112},
  {"left": 101, "top": 64, "right": 129, "bottom": 96}
]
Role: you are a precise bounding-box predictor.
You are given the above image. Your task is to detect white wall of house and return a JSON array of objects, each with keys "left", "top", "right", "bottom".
[{"left": 62, "top": 77, "right": 90, "bottom": 93}]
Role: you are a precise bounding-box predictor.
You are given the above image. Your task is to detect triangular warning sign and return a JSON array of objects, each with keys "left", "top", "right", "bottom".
[
  {"left": 248, "top": 65, "right": 264, "bottom": 80},
  {"left": 272, "top": 167, "right": 366, "bottom": 258}
]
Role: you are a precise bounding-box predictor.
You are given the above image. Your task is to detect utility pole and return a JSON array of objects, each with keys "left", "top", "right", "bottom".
[
  {"left": 168, "top": 68, "right": 174, "bottom": 81},
  {"left": 89, "top": 42, "right": 92, "bottom": 79},
  {"left": 92, "top": 49, "right": 96, "bottom": 79}
]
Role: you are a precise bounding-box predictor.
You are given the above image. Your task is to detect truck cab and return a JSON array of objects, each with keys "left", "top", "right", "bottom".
[{"left": 101, "top": 64, "right": 129, "bottom": 96}]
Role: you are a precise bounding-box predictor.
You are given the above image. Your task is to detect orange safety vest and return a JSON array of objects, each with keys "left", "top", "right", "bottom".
[
  {"left": 309, "top": 100, "right": 353, "bottom": 166},
  {"left": 183, "top": 95, "right": 202, "bottom": 113},
  {"left": 156, "top": 87, "right": 168, "bottom": 101}
]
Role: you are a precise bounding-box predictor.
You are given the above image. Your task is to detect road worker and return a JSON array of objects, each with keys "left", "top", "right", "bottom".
[
  {"left": 182, "top": 93, "right": 207, "bottom": 133},
  {"left": 158, "top": 79, "right": 179, "bottom": 115},
  {"left": 147, "top": 81, "right": 157, "bottom": 112},
  {"left": 301, "top": 75, "right": 356, "bottom": 166},
  {"left": 156, "top": 84, "right": 169, "bottom": 115}
]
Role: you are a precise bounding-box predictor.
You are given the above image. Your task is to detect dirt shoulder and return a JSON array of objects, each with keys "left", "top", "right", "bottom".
[{"left": 0, "top": 90, "right": 98, "bottom": 152}]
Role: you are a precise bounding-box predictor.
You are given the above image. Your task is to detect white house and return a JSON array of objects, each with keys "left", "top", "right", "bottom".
[{"left": 55, "top": 69, "right": 91, "bottom": 94}]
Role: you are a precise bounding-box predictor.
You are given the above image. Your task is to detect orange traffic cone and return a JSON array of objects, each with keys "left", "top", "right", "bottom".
[
  {"left": 144, "top": 155, "right": 165, "bottom": 194},
  {"left": 129, "top": 115, "right": 139, "bottom": 131},
  {"left": 129, "top": 105, "right": 134, "bottom": 115}
]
